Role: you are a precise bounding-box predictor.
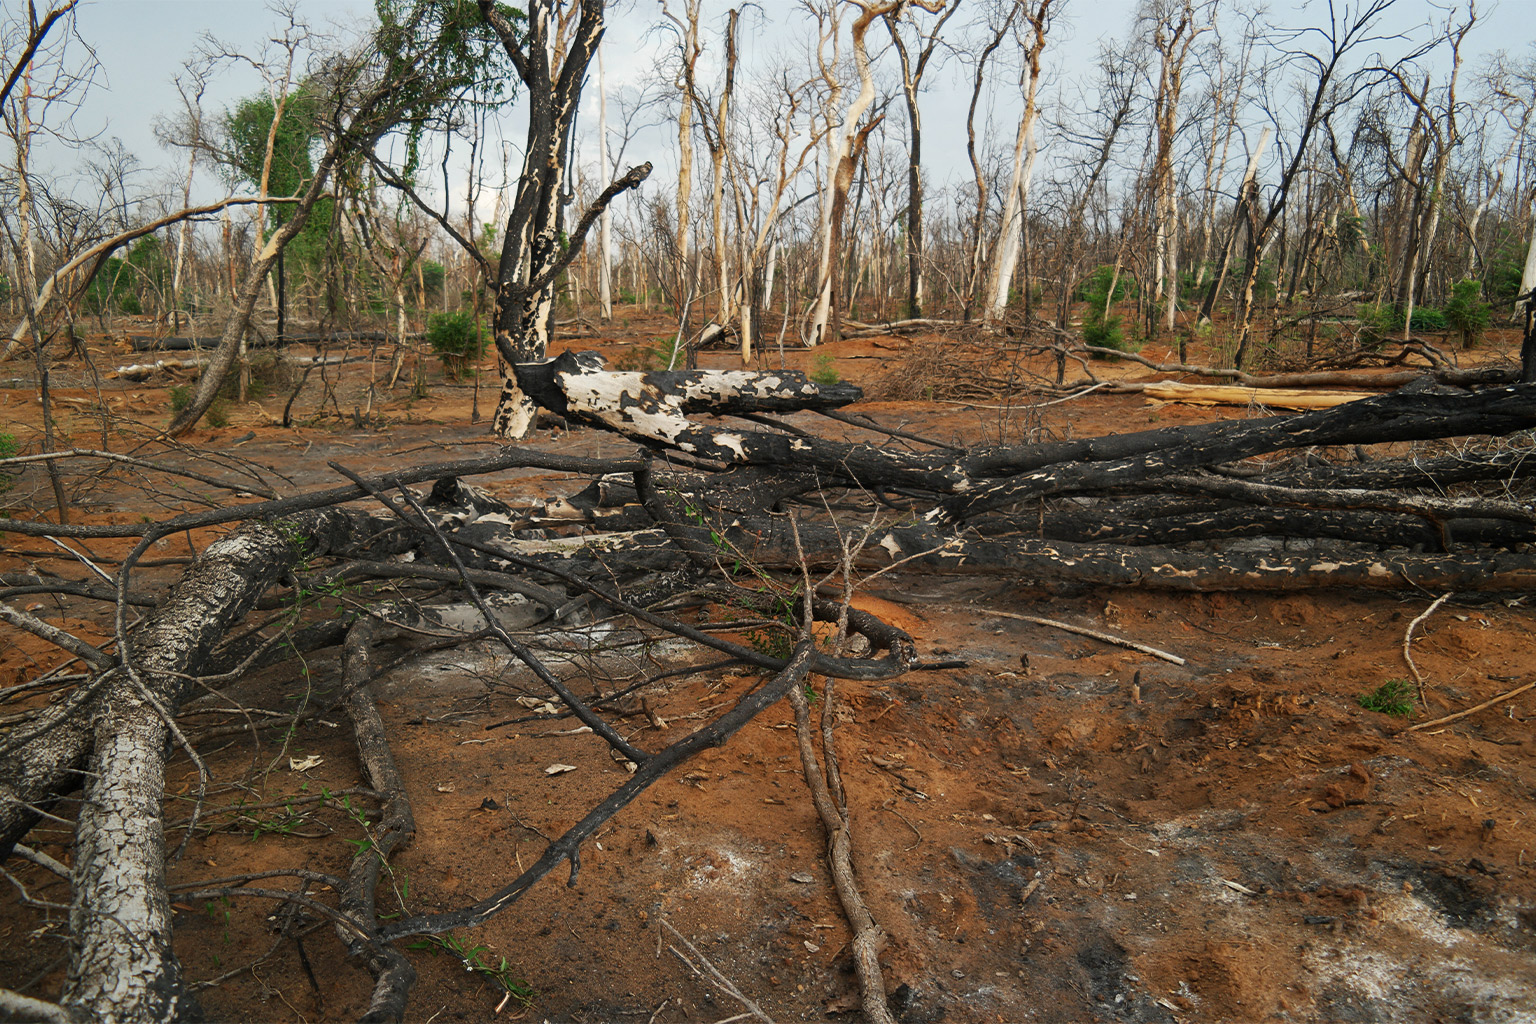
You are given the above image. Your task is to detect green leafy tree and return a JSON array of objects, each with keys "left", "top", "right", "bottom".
[
  {"left": 224, "top": 84, "right": 335, "bottom": 266},
  {"left": 426, "top": 309, "right": 487, "bottom": 378},
  {"left": 373, "top": 0, "right": 520, "bottom": 184}
]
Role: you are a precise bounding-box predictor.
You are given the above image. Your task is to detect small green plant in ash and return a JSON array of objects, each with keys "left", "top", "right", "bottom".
[
  {"left": 426, "top": 311, "right": 489, "bottom": 380},
  {"left": 1358, "top": 678, "right": 1415, "bottom": 716},
  {"left": 408, "top": 933, "right": 535, "bottom": 1007},
  {"left": 810, "top": 352, "right": 840, "bottom": 385}
]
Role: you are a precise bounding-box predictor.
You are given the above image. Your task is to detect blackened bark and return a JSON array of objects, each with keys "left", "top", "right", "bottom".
[{"left": 338, "top": 619, "right": 418, "bottom": 1024}]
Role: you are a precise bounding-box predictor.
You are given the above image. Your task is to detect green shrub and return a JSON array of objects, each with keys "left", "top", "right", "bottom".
[
  {"left": 1078, "top": 265, "right": 1140, "bottom": 354},
  {"left": 119, "top": 293, "right": 143, "bottom": 315},
  {"left": 206, "top": 398, "right": 230, "bottom": 428},
  {"left": 810, "top": 353, "right": 840, "bottom": 385},
  {"left": 425, "top": 311, "right": 489, "bottom": 379},
  {"left": 1409, "top": 306, "right": 1446, "bottom": 331},
  {"left": 1487, "top": 242, "right": 1526, "bottom": 305},
  {"left": 169, "top": 385, "right": 192, "bottom": 413},
  {"left": 1083, "top": 315, "right": 1130, "bottom": 351},
  {"left": 0, "top": 431, "right": 16, "bottom": 493},
  {"left": 1357, "top": 304, "right": 1400, "bottom": 347},
  {"left": 1075, "top": 264, "right": 1135, "bottom": 304},
  {"left": 1443, "top": 279, "right": 1491, "bottom": 349},
  {"left": 1358, "top": 678, "right": 1415, "bottom": 717},
  {"left": 1360, "top": 302, "right": 1452, "bottom": 346}
]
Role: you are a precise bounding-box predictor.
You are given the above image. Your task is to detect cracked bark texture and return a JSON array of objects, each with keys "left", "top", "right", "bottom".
[{"left": 0, "top": 510, "right": 401, "bottom": 1022}]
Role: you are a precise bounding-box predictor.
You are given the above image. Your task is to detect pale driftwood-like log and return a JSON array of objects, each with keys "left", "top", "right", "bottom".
[{"left": 1140, "top": 381, "right": 1378, "bottom": 409}]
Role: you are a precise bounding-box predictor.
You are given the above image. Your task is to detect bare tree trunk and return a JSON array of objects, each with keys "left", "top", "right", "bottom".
[
  {"left": 983, "top": 0, "right": 1054, "bottom": 324},
  {"left": 663, "top": 0, "right": 700, "bottom": 311},
  {"left": 482, "top": 0, "right": 631, "bottom": 438},
  {"left": 1198, "top": 127, "right": 1269, "bottom": 324},
  {"left": 885, "top": 1, "right": 957, "bottom": 320},
  {"left": 1519, "top": 200, "right": 1536, "bottom": 381},
  {"left": 597, "top": 43, "right": 612, "bottom": 321},
  {"left": 1148, "top": 0, "right": 1208, "bottom": 339}
]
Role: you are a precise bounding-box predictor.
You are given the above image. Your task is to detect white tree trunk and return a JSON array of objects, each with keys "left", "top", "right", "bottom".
[
  {"left": 1520, "top": 201, "right": 1536, "bottom": 300},
  {"left": 983, "top": 110, "right": 1039, "bottom": 322},
  {"left": 598, "top": 43, "right": 612, "bottom": 321},
  {"left": 983, "top": 8, "right": 1050, "bottom": 324}
]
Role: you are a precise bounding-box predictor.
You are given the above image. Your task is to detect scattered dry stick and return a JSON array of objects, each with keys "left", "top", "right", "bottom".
[
  {"left": 954, "top": 606, "right": 1186, "bottom": 665},
  {"left": 661, "top": 919, "right": 777, "bottom": 1024},
  {"left": 1402, "top": 592, "right": 1453, "bottom": 701},
  {"left": 1406, "top": 681, "right": 1534, "bottom": 733},
  {"left": 789, "top": 679, "right": 897, "bottom": 1024}
]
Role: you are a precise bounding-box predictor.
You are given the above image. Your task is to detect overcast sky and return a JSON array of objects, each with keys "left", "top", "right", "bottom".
[{"left": 21, "top": 0, "right": 1530, "bottom": 223}]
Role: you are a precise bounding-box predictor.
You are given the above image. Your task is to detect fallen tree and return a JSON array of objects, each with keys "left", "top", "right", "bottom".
[{"left": 3, "top": 359, "right": 1536, "bottom": 1021}]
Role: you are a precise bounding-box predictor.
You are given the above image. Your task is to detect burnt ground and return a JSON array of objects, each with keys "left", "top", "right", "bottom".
[{"left": 2, "top": 316, "right": 1535, "bottom": 1023}]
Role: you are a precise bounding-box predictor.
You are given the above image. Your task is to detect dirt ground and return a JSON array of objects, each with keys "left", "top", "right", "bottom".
[{"left": 2, "top": 314, "right": 1535, "bottom": 1023}]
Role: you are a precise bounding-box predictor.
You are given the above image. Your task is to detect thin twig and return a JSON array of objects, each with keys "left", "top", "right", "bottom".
[
  {"left": 1406, "top": 681, "right": 1533, "bottom": 733},
  {"left": 1402, "top": 591, "right": 1453, "bottom": 700},
  {"left": 661, "top": 920, "right": 777, "bottom": 1024},
  {"left": 953, "top": 605, "right": 1186, "bottom": 665}
]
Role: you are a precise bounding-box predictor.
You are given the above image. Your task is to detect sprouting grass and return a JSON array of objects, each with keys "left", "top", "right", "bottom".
[{"left": 1358, "top": 678, "right": 1415, "bottom": 716}]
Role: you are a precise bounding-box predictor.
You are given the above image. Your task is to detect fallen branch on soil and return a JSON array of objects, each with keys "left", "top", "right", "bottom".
[
  {"left": 953, "top": 606, "right": 1186, "bottom": 665},
  {"left": 790, "top": 674, "right": 897, "bottom": 1024},
  {"left": 1405, "top": 681, "right": 1535, "bottom": 733},
  {"left": 662, "top": 919, "right": 778, "bottom": 1024},
  {"left": 1402, "top": 592, "right": 1454, "bottom": 699}
]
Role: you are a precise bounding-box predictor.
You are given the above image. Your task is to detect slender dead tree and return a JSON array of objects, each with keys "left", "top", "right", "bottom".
[
  {"left": 1375, "top": 3, "right": 1474, "bottom": 337},
  {"left": 981, "top": 0, "right": 1058, "bottom": 324},
  {"left": 960, "top": 0, "right": 1018, "bottom": 321},
  {"left": 1145, "top": 0, "right": 1211, "bottom": 338},
  {"left": 660, "top": 0, "right": 702, "bottom": 315},
  {"left": 807, "top": 0, "right": 940, "bottom": 347},
  {"left": 884, "top": 0, "right": 959, "bottom": 319}
]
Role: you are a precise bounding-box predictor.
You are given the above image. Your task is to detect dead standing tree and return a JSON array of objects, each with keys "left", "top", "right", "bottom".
[
  {"left": 884, "top": 0, "right": 960, "bottom": 319},
  {"left": 1231, "top": 0, "right": 1424, "bottom": 370},
  {"left": 477, "top": 0, "right": 653, "bottom": 438},
  {"left": 1145, "top": 0, "right": 1211, "bottom": 340},
  {"left": 806, "top": 0, "right": 943, "bottom": 348},
  {"left": 980, "top": 0, "right": 1057, "bottom": 325}
]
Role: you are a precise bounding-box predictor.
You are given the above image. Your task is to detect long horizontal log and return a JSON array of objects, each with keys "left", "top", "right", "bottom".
[
  {"left": 956, "top": 384, "right": 1536, "bottom": 516},
  {"left": 1000, "top": 503, "right": 1533, "bottom": 550},
  {"left": 1140, "top": 381, "right": 1379, "bottom": 409},
  {"left": 425, "top": 505, "right": 1536, "bottom": 595}
]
